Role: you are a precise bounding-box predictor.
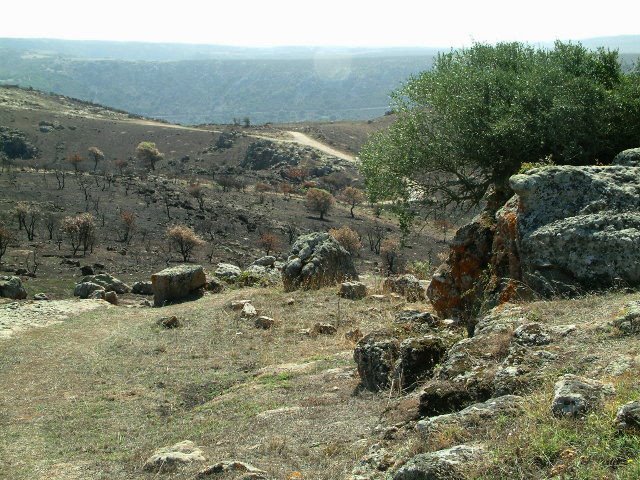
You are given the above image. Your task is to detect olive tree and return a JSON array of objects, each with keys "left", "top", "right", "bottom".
[{"left": 361, "top": 41, "right": 640, "bottom": 216}]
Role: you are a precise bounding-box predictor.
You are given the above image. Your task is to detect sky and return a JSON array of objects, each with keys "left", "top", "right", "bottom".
[{"left": 1, "top": 0, "right": 639, "bottom": 47}]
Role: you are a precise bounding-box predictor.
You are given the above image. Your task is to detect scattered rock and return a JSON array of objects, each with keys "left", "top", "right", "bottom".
[
  {"left": 104, "top": 291, "right": 118, "bottom": 305},
  {"left": 90, "top": 289, "right": 106, "bottom": 300},
  {"left": 370, "top": 294, "right": 387, "bottom": 301},
  {"left": 80, "top": 265, "right": 94, "bottom": 276},
  {"left": 0, "top": 276, "right": 28, "bottom": 300},
  {"left": 383, "top": 275, "right": 426, "bottom": 302},
  {"left": 132, "top": 281, "right": 154, "bottom": 295},
  {"left": 143, "top": 440, "right": 205, "bottom": 473},
  {"left": 61, "top": 259, "right": 80, "bottom": 267},
  {"left": 393, "top": 444, "right": 485, "bottom": 480},
  {"left": 339, "top": 281, "right": 367, "bottom": 300},
  {"left": 282, "top": 232, "right": 358, "bottom": 291},
  {"left": 151, "top": 264, "right": 206, "bottom": 307},
  {"left": 73, "top": 282, "right": 105, "bottom": 299},
  {"left": 513, "top": 323, "right": 551, "bottom": 346},
  {"left": 551, "top": 374, "right": 615, "bottom": 417},
  {"left": 80, "top": 273, "right": 131, "bottom": 294},
  {"left": 197, "top": 460, "right": 267, "bottom": 479},
  {"left": 312, "top": 323, "right": 337, "bottom": 335},
  {"left": 33, "top": 293, "right": 49, "bottom": 301},
  {"left": 157, "top": 315, "right": 181, "bottom": 329},
  {"left": 354, "top": 331, "right": 400, "bottom": 391},
  {"left": 229, "top": 300, "right": 252, "bottom": 311},
  {"left": 395, "top": 310, "right": 442, "bottom": 328},
  {"left": 614, "top": 401, "right": 640, "bottom": 431},
  {"left": 395, "top": 335, "right": 447, "bottom": 390},
  {"left": 214, "top": 263, "right": 242, "bottom": 282},
  {"left": 254, "top": 316, "right": 275, "bottom": 329}
]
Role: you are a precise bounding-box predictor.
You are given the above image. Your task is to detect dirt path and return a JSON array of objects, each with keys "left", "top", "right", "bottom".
[{"left": 0, "top": 299, "right": 108, "bottom": 339}]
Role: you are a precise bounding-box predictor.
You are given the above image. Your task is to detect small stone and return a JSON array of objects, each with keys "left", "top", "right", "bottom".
[
  {"left": 241, "top": 303, "right": 257, "bottom": 318},
  {"left": 197, "top": 460, "right": 267, "bottom": 479},
  {"left": 74, "top": 282, "right": 105, "bottom": 299},
  {"left": 143, "top": 440, "right": 205, "bottom": 473},
  {"left": 230, "top": 300, "right": 252, "bottom": 311},
  {"left": 255, "top": 316, "right": 275, "bottom": 329},
  {"left": 551, "top": 374, "right": 615, "bottom": 417},
  {"left": 370, "top": 294, "right": 387, "bottom": 301},
  {"left": 312, "top": 323, "right": 337, "bottom": 335},
  {"left": 285, "top": 298, "right": 295, "bottom": 305},
  {"left": 157, "top": 316, "right": 181, "bottom": 329},
  {"left": 33, "top": 293, "right": 49, "bottom": 301}
]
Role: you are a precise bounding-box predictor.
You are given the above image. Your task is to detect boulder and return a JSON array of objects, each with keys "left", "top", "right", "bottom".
[
  {"left": 393, "top": 444, "right": 485, "bottom": 480},
  {"left": 90, "top": 289, "right": 106, "bottom": 300},
  {"left": 132, "top": 281, "right": 154, "bottom": 295},
  {"left": 252, "top": 256, "right": 276, "bottom": 267},
  {"left": 104, "top": 291, "right": 118, "bottom": 305},
  {"left": 395, "top": 335, "right": 447, "bottom": 390},
  {"left": 354, "top": 331, "right": 400, "bottom": 391},
  {"left": 282, "top": 232, "right": 357, "bottom": 291},
  {"left": 383, "top": 274, "right": 426, "bottom": 302},
  {"left": 312, "top": 322, "right": 337, "bottom": 335},
  {"left": 214, "top": 263, "right": 242, "bottom": 282},
  {"left": 151, "top": 264, "right": 206, "bottom": 307},
  {"left": 255, "top": 316, "right": 275, "bottom": 329},
  {"left": 614, "top": 401, "right": 640, "bottom": 431},
  {"left": 0, "top": 275, "right": 27, "bottom": 300},
  {"left": 143, "top": 440, "right": 205, "bottom": 473},
  {"left": 551, "top": 374, "right": 615, "bottom": 417},
  {"left": 74, "top": 282, "right": 105, "bottom": 299},
  {"left": 80, "top": 273, "right": 131, "bottom": 294},
  {"left": 613, "top": 147, "right": 640, "bottom": 167},
  {"left": 339, "top": 281, "right": 367, "bottom": 300},
  {"left": 240, "top": 303, "right": 258, "bottom": 318}
]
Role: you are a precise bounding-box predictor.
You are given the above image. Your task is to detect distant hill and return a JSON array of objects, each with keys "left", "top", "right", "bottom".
[{"left": 0, "top": 37, "right": 637, "bottom": 124}]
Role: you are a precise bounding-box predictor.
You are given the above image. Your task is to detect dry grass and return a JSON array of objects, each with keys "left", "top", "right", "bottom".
[{"left": 0, "top": 284, "right": 432, "bottom": 479}]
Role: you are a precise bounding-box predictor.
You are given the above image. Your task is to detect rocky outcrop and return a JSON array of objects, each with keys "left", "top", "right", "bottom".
[
  {"left": 395, "top": 335, "right": 447, "bottom": 390},
  {"left": 0, "top": 275, "right": 28, "bottom": 300},
  {"left": 282, "top": 232, "right": 357, "bottom": 291},
  {"left": 428, "top": 157, "right": 640, "bottom": 319},
  {"left": 615, "top": 401, "right": 640, "bottom": 431},
  {"left": 242, "top": 139, "right": 302, "bottom": 170},
  {"left": 151, "top": 264, "right": 206, "bottom": 307},
  {"left": 354, "top": 331, "right": 400, "bottom": 391}
]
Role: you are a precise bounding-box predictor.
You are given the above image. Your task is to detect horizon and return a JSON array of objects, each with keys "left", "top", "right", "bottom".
[{"left": 3, "top": 0, "right": 639, "bottom": 48}]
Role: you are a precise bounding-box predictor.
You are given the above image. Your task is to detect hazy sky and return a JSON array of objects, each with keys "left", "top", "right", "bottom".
[{"left": 2, "top": 0, "right": 638, "bottom": 47}]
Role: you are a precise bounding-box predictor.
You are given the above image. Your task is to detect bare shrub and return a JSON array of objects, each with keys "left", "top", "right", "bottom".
[
  {"left": 258, "top": 232, "right": 280, "bottom": 255},
  {"left": 61, "top": 213, "right": 96, "bottom": 257},
  {"left": 366, "top": 223, "right": 386, "bottom": 254},
  {"left": 329, "top": 226, "right": 361, "bottom": 256},
  {"left": 187, "top": 182, "right": 206, "bottom": 210},
  {"left": 0, "top": 223, "right": 14, "bottom": 263},
  {"left": 166, "top": 225, "right": 205, "bottom": 262},
  {"left": 305, "top": 188, "right": 334, "bottom": 220},
  {"left": 117, "top": 210, "right": 136, "bottom": 245},
  {"left": 380, "top": 237, "right": 401, "bottom": 274},
  {"left": 16, "top": 202, "right": 40, "bottom": 241}
]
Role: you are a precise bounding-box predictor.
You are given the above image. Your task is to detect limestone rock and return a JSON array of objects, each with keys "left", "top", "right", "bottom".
[
  {"left": 0, "top": 275, "right": 28, "bottom": 300},
  {"left": 312, "top": 323, "right": 337, "bottom": 335},
  {"left": 255, "top": 316, "right": 275, "bottom": 329},
  {"left": 339, "top": 281, "right": 367, "bottom": 300},
  {"left": 354, "top": 332, "right": 400, "bottom": 391},
  {"left": 90, "top": 289, "right": 106, "bottom": 300},
  {"left": 612, "top": 302, "right": 640, "bottom": 335},
  {"left": 512, "top": 323, "right": 551, "bottom": 346},
  {"left": 613, "top": 147, "right": 640, "bottom": 167},
  {"left": 252, "top": 256, "right": 276, "bottom": 267},
  {"left": 417, "top": 395, "right": 524, "bottom": 435},
  {"left": 393, "top": 444, "right": 485, "bottom": 480},
  {"left": 282, "top": 232, "right": 357, "bottom": 292},
  {"left": 151, "top": 264, "right": 206, "bottom": 307},
  {"left": 143, "top": 440, "right": 205, "bottom": 473},
  {"left": 229, "top": 300, "right": 252, "bottom": 311},
  {"left": 80, "top": 273, "right": 130, "bottom": 294},
  {"left": 551, "top": 374, "right": 615, "bottom": 417},
  {"left": 214, "top": 263, "right": 242, "bottom": 282},
  {"left": 197, "top": 460, "right": 267, "bottom": 479},
  {"left": 73, "top": 282, "right": 105, "bottom": 299},
  {"left": 33, "top": 293, "right": 49, "bottom": 301},
  {"left": 383, "top": 274, "right": 426, "bottom": 302},
  {"left": 132, "top": 281, "right": 154, "bottom": 295},
  {"left": 241, "top": 303, "right": 257, "bottom": 318},
  {"left": 157, "top": 315, "right": 181, "bottom": 329},
  {"left": 614, "top": 401, "right": 640, "bottom": 430}
]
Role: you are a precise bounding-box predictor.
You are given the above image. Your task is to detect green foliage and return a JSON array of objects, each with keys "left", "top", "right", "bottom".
[{"left": 361, "top": 41, "right": 640, "bottom": 214}]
